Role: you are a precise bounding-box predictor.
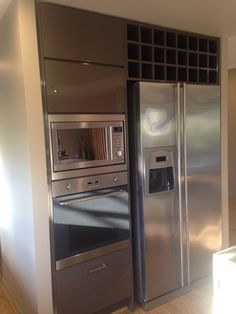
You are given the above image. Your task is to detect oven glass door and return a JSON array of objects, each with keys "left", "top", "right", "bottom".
[{"left": 53, "top": 186, "right": 130, "bottom": 270}]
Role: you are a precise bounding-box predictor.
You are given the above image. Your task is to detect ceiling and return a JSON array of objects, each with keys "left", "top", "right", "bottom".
[{"left": 42, "top": 0, "right": 236, "bottom": 38}]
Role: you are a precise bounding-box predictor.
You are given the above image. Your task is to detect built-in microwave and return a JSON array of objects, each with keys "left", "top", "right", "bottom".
[{"left": 48, "top": 114, "right": 127, "bottom": 180}]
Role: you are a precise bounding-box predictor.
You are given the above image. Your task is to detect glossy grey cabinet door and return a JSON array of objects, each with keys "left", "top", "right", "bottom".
[
  {"left": 44, "top": 59, "right": 126, "bottom": 113},
  {"left": 54, "top": 248, "right": 133, "bottom": 314},
  {"left": 39, "top": 3, "right": 124, "bottom": 66}
]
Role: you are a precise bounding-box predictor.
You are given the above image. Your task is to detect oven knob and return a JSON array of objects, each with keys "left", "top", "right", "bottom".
[
  {"left": 116, "top": 150, "right": 123, "bottom": 157},
  {"left": 113, "top": 176, "right": 119, "bottom": 182},
  {"left": 66, "top": 184, "right": 71, "bottom": 190}
]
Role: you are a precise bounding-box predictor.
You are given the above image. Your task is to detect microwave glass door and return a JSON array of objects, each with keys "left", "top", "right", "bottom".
[
  {"left": 51, "top": 121, "right": 125, "bottom": 172},
  {"left": 57, "top": 127, "right": 108, "bottom": 162}
]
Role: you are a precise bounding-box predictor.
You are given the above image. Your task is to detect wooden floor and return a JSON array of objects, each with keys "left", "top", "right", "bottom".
[
  {"left": 113, "top": 283, "right": 213, "bottom": 314},
  {"left": 0, "top": 281, "right": 214, "bottom": 314},
  {"left": 0, "top": 283, "right": 17, "bottom": 314}
]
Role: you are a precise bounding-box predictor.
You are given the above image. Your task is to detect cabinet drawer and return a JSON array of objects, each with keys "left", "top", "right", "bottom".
[
  {"left": 44, "top": 59, "right": 126, "bottom": 113},
  {"left": 39, "top": 3, "right": 124, "bottom": 66},
  {"left": 54, "top": 248, "right": 133, "bottom": 314}
]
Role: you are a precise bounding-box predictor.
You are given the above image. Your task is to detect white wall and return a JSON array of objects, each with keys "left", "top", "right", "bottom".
[{"left": 0, "top": 0, "right": 53, "bottom": 313}]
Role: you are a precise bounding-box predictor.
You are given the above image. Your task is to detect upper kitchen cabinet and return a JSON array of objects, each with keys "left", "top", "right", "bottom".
[
  {"left": 38, "top": 3, "right": 125, "bottom": 66},
  {"left": 44, "top": 59, "right": 126, "bottom": 113}
]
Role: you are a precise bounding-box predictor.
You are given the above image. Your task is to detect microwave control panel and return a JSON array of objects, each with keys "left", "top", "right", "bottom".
[{"left": 112, "top": 126, "right": 124, "bottom": 161}]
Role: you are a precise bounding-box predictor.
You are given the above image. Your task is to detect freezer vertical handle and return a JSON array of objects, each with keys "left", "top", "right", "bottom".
[
  {"left": 177, "top": 82, "right": 184, "bottom": 288},
  {"left": 183, "top": 82, "right": 190, "bottom": 286}
]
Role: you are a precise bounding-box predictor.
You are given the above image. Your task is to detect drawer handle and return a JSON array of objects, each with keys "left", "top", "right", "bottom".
[{"left": 88, "top": 263, "right": 107, "bottom": 274}]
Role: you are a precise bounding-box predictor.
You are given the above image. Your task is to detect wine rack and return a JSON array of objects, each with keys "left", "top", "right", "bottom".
[{"left": 127, "top": 23, "right": 219, "bottom": 84}]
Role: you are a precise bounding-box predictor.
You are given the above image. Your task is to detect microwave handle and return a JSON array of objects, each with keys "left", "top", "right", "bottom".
[
  {"left": 105, "top": 126, "right": 113, "bottom": 161},
  {"left": 56, "top": 189, "right": 126, "bottom": 206},
  {"left": 105, "top": 128, "right": 109, "bottom": 160}
]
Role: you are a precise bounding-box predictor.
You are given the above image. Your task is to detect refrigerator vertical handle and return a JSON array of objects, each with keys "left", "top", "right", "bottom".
[
  {"left": 177, "top": 82, "right": 184, "bottom": 288},
  {"left": 183, "top": 82, "right": 190, "bottom": 286}
]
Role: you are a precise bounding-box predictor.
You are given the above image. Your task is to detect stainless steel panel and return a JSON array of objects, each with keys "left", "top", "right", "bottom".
[
  {"left": 138, "top": 82, "right": 183, "bottom": 301},
  {"left": 139, "top": 82, "right": 177, "bottom": 148},
  {"left": 185, "top": 84, "right": 221, "bottom": 283},
  {"left": 51, "top": 164, "right": 127, "bottom": 181},
  {"left": 56, "top": 240, "right": 130, "bottom": 271},
  {"left": 180, "top": 84, "right": 190, "bottom": 287},
  {"left": 142, "top": 148, "right": 182, "bottom": 300},
  {"left": 52, "top": 171, "right": 127, "bottom": 197},
  {"left": 48, "top": 113, "right": 126, "bottom": 123}
]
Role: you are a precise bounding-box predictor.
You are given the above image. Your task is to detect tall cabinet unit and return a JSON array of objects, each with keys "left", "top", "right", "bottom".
[
  {"left": 38, "top": 3, "right": 127, "bottom": 114},
  {"left": 36, "top": 2, "right": 222, "bottom": 313},
  {"left": 36, "top": 3, "right": 133, "bottom": 314}
]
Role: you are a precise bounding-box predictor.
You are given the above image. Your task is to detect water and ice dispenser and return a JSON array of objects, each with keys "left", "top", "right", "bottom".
[{"left": 145, "top": 149, "right": 175, "bottom": 195}]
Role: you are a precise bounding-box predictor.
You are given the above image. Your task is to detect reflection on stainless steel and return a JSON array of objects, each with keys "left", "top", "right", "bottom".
[
  {"left": 143, "top": 108, "right": 169, "bottom": 136},
  {"left": 54, "top": 191, "right": 129, "bottom": 229},
  {"left": 189, "top": 223, "right": 222, "bottom": 251},
  {"left": 140, "top": 84, "right": 176, "bottom": 148},
  {"left": 129, "top": 82, "right": 221, "bottom": 308}
]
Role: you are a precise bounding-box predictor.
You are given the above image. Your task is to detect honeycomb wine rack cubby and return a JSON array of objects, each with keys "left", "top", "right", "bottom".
[{"left": 127, "top": 23, "right": 219, "bottom": 84}]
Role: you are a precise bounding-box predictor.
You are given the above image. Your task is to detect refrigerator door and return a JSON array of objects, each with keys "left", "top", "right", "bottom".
[
  {"left": 138, "top": 83, "right": 183, "bottom": 301},
  {"left": 184, "top": 84, "right": 222, "bottom": 283}
]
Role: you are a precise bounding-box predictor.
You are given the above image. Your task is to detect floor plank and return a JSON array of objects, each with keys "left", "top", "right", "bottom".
[
  {"left": 0, "top": 283, "right": 17, "bottom": 314},
  {"left": 113, "top": 283, "right": 213, "bottom": 314}
]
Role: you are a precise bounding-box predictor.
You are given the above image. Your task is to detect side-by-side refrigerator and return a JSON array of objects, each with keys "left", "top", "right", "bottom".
[{"left": 128, "top": 82, "right": 222, "bottom": 308}]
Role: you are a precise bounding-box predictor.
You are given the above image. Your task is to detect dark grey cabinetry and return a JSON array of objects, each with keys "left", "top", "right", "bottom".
[
  {"left": 54, "top": 248, "right": 133, "bottom": 314},
  {"left": 44, "top": 59, "right": 126, "bottom": 113},
  {"left": 39, "top": 3, "right": 124, "bottom": 66}
]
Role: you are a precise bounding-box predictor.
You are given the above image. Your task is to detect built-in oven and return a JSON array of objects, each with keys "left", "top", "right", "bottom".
[
  {"left": 48, "top": 114, "right": 127, "bottom": 180},
  {"left": 51, "top": 171, "right": 130, "bottom": 271}
]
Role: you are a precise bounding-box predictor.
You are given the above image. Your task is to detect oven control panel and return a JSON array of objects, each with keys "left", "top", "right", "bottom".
[{"left": 52, "top": 171, "right": 128, "bottom": 197}]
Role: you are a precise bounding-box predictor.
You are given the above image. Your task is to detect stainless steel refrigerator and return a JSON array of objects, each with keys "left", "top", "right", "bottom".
[{"left": 128, "top": 82, "right": 222, "bottom": 308}]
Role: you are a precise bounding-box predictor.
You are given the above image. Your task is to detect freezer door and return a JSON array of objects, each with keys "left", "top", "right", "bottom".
[
  {"left": 138, "top": 83, "right": 184, "bottom": 301},
  {"left": 142, "top": 147, "right": 182, "bottom": 301},
  {"left": 184, "top": 84, "right": 222, "bottom": 283}
]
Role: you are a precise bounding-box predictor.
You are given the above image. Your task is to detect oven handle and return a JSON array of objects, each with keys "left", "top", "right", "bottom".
[{"left": 56, "top": 189, "right": 127, "bottom": 206}]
